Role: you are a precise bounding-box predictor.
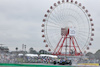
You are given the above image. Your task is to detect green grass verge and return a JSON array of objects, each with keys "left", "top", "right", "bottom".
[{"left": 0, "top": 63, "right": 74, "bottom": 67}]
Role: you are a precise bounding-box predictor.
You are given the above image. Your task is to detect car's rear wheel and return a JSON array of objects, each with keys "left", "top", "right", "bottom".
[{"left": 53, "top": 61, "right": 56, "bottom": 65}]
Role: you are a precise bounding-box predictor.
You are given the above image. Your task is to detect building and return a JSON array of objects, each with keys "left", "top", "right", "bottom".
[{"left": 0, "top": 46, "right": 9, "bottom": 52}]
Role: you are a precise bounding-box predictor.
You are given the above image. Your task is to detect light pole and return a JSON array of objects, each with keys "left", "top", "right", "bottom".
[
  {"left": 22, "top": 44, "right": 27, "bottom": 63},
  {"left": 22, "top": 44, "right": 26, "bottom": 51},
  {"left": 24, "top": 45, "right": 26, "bottom": 52},
  {"left": 22, "top": 44, "right": 24, "bottom": 51},
  {"left": 65, "top": 45, "right": 68, "bottom": 57},
  {"left": 65, "top": 38, "right": 67, "bottom": 57},
  {"left": 0, "top": 44, "right": 4, "bottom": 53}
]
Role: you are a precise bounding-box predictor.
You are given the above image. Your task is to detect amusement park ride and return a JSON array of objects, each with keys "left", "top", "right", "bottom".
[{"left": 41, "top": 0, "right": 94, "bottom": 56}]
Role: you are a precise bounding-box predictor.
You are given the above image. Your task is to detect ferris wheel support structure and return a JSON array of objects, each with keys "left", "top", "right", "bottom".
[{"left": 53, "top": 28, "right": 82, "bottom": 56}]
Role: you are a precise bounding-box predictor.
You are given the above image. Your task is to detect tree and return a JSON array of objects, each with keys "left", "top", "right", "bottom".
[
  {"left": 86, "top": 52, "right": 95, "bottom": 59},
  {"left": 39, "top": 49, "right": 48, "bottom": 54},
  {"left": 29, "top": 47, "right": 37, "bottom": 54},
  {"left": 95, "top": 49, "right": 100, "bottom": 60},
  {"left": 16, "top": 47, "right": 18, "bottom": 51}
]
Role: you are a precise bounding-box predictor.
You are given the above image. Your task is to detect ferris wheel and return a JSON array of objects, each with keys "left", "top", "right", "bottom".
[{"left": 41, "top": 0, "right": 94, "bottom": 56}]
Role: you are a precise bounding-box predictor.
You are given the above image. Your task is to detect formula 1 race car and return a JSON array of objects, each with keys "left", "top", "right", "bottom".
[{"left": 53, "top": 59, "right": 72, "bottom": 65}]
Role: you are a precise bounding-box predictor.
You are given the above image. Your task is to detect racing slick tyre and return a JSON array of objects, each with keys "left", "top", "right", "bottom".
[
  {"left": 62, "top": 62, "right": 65, "bottom": 65},
  {"left": 53, "top": 61, "right": 56, "bottom": 65},
  {"left": 69, "top": 60, "right": 72, "bottom": 65}
]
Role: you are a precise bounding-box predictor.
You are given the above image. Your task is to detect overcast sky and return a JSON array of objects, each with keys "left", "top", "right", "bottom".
[{"left": 0, "top": 0, "right": 100, "bottom": 53}]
